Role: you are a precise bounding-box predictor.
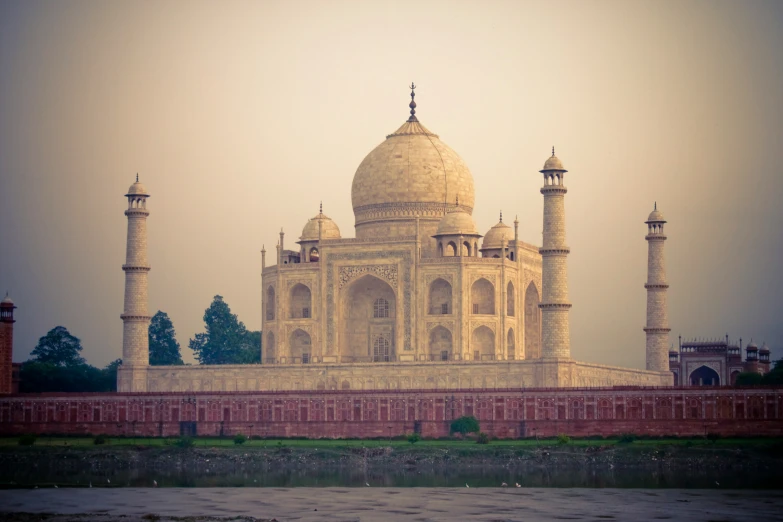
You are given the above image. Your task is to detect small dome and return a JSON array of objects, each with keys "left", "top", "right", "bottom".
[
  {"left": 746, "top": 341, "right": 758, "bottom": 350},
  {"left": 760, "top": 343, "right": 770, "bottom": 353},
  {"left": 1, "top": 293, "right": 13, "bottom": 306},
  {"left": 540, "top": 149, "right": 566, "bottom": 172},
  {"left": 126, "top": 180, "right": 149, "bottom": 197},
  {"left": 434, "top": 208, "right": 479, "bottom": 237},
  {"left": 646, "top": 203, "right": 666, "bottom": 223},
  {"left": 300, "top": 211, "right": 341, "bottom": 241},
  {"left": 481, "top": 219, "right": 513, "bottom": 250}
]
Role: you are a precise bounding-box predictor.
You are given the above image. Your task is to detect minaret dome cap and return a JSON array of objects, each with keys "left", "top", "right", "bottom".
[
  {"left": 540, "top": 147, "right": 567, "bottom": 172},
  {"left": 126, "top": 178, "right": 150, "bottom": 197},
  {"left": 1, "top": 293, "right": 14, "bottom": 306},
  {"left": 646, "top": 202, "right": 666, "bottom": 224}
]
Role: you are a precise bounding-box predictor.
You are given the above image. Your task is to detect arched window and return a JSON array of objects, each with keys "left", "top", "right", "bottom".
[
  {"left": 373, "top": 335, "right": 391, "bottom": 362},
  {"left": 524, "top": 282, "right": 541, "bottom": 359},
  {"left": 429, "top": 326, "right": 453, "bottom": 361},
  {"left": 289, "top": 284, "right": 312, "bottom": 319},
  {"left": 266, "top": 286, "right": 276, "bottom": 321},
  {"left": 472, "top": 326, "right": 495, "bottom": 361},
  {"left": 265, "top": 332, "right": 275, "bottom": 363},
  {"left": 507, "top": 328, "right": 515, "bottom": 360},
  {"left": 290, "top": 329, "right": 312, "bottom": 363},
  {"left": 507, "top": 281, "right": 515, "bottom": 316},
  {"left": 471, "top": 278, "right": 495, "bottom": 315},
  {"left": 446, "top": 241, "right": 457, "bottom": 257},
  {"left": 373, "top": 298, "right": 389, "bottom": 318},
  {"left": 309, "top": 247, "right": 319, "bottom": 262},
  {"left": 428, "top": 278, "right": 452, "bottom": 315}
]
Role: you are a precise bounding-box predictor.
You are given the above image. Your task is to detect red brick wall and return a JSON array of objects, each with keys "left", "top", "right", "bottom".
[
  {"left": 0, "top": 323, "right": 12, "bottom": 395},
  {"left": 1, "top": 386, "right": 781, "bottom": 438}
]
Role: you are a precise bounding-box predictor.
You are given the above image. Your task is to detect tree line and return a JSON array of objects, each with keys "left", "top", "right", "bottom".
[{"left": 19, "top": 295, "right": 261, "bottom": 392}]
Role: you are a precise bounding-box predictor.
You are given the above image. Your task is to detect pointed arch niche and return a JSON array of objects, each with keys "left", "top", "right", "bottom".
[
  {"left": 266, "top": 286, "right": 276, "bottom": 321},
  {"left": 265, "top": 332, "right": 276, "bottom": 364},
  {"left": 428, "top": 278, "right": 452, "bottom": 315},
  {"left": 289, "top": 329, "right": 312, "bottom": 363},
  {"left": 289, "top": 283, "right": 312, "bottom": 319},
  {"left": 524, "top": 282, "right": 541, "bottom": 359},
  {"left": 428, "top": 326, "right": 453, "bottom": 361},
  {"left": 471, "top": 278, "right": 495, "bottom": 315},
  {"left": 340, "top": 274, "right": 396, "bottom": 362},
  {"left": 472, "top": 325, "right": 495, "bottom": 361}
]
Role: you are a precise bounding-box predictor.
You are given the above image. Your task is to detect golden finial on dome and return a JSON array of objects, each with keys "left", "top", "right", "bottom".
[
  {"left": 136, "top": 173, "right": 139, "bottom": 182},
  {"left": 499, "top": 210, "right": 503, "bottom": 223},
  {"left": 407, "top": 82, "right": 418, "bottom": 123},
  {"left": 552, "top": 146, "right": 555, "bottom": 157}
]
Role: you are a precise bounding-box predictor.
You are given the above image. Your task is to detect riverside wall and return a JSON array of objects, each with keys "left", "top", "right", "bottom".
[{"left": 1, "top": 386, "right": 781, "bottom": 438}]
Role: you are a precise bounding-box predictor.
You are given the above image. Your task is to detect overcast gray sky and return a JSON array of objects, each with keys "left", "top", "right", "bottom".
[{"left": 1, "top": 0, "right": 781, "bottom": 369}]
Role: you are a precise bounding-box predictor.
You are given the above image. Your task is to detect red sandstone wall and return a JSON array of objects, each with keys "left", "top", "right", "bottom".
[
  {"left": 0, "top": 323, "right": 12, "bottom": 395},
  {"left": 1, "top": 387, "right": 781, "bottom": 438}
]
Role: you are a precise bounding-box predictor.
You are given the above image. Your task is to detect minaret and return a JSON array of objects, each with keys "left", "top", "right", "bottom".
[
  {"left": 644, "top": 202, "right": 670, "bottom": 372},
  {"left": 0, "top": 293, "right": 16, "bottom": 394},
  {"left": 120, "top": 175, "right": 151, "bottom": 391},
  {"left": 539, "top": 148, "right": 571, "bottom": 358}
]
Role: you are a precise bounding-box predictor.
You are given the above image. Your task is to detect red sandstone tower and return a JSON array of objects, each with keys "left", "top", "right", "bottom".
[{"left": 0, "top": 293, "right": 16, "bottom": 395}]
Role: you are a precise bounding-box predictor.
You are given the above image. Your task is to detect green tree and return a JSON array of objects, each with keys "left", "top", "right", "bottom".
[
  {"left": 101, "top": 358, "right": 122, "bottom": 391},
  {"left": 30, "top": 326, "right": 85, "bottom": 367},
  {"left": 450, "top": 415, "right": 480, "bottom": 437},
  {"left": 19, "top": 361, "right": 110, "bottom": 393},
  {"left": 735, "top": 372, "right": 764, "bottom": 385},
  {"left": 149, "top": 311, "right": 184, "bottom": 365},
  {"left": 763, "top": 359, "right": 783, "bottom": 385},
  {"left": 189, "top": 296, "right": 259, "bottom": 364}
]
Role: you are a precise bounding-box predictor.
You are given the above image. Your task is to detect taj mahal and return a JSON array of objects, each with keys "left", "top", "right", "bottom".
[{"left": 117, "top": 86, "right": 673, "bottom": 393}]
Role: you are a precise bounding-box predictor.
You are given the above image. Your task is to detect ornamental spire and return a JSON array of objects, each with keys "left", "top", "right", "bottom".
[
  {"left": 499, "top": 210, "right": 503, "bottom": 223},
  {"left": 407, "top": 82, "right": 418, "bottom": 122},
  {"left": 552, "top": 146, "right": 555, "bottom": 157},
  {"left": 136, "top": 173, "right": 139, "bottom": 182}
]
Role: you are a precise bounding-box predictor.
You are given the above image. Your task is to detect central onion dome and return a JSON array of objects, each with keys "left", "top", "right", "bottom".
[{"left": 351, "top": 85, "right": 475, "bottom": 239}]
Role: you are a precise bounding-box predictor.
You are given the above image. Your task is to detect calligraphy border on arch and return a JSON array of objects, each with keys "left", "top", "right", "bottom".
[
  {"left": 326, "top": 250, "right": 412, "bottom": 353},
  {"left": 339, "top": 264, "right": 397, "bottom": 289}
]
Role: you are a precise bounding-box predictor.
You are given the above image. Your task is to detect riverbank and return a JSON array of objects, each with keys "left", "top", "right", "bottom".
[
  {"left": 2, "top": 488, "right": 783, "bottom": 521},
  {"left": 1, "top": 437, "right": 782, "bottom": 489}
]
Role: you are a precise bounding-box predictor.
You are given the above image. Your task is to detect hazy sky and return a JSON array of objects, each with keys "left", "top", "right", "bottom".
[{"left": 1, "top": 0, "right": 781, "bottom": 369}]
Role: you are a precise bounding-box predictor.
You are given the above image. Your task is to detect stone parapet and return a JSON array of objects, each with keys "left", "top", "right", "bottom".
[{"left": 106, "top": 357, "right": 670, "bottom": 393}]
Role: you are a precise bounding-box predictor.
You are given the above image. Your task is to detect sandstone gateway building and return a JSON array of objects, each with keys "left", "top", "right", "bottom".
[{"left": 118, "top": 87, "right": 672, "bottom": 393}]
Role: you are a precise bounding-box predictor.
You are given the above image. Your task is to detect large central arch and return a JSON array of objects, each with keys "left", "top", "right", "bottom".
[
  {"left": 689, "top": 365, "right": 720, "bottom": 386},
  {"left": 340, "top": 274, "right": 396, "bottom": 362}
]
